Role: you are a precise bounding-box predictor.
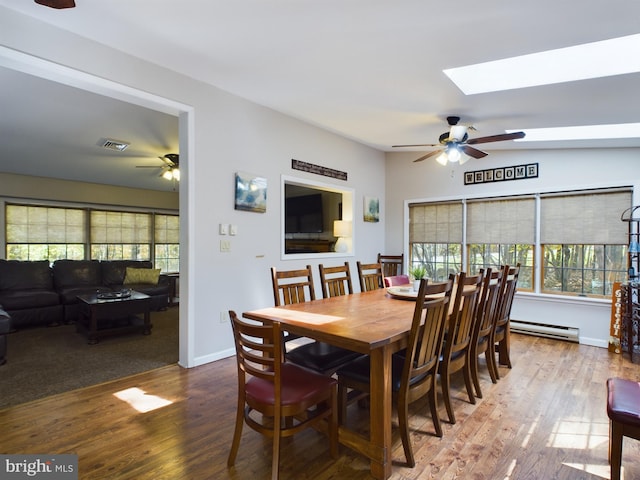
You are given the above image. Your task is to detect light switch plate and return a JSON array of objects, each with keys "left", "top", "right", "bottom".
[
  {"left": 229, "top": 224, "right": 238, "bottom": 236},
  {"left": 219, "top": 223, "right": 228, "bottom": 235}
]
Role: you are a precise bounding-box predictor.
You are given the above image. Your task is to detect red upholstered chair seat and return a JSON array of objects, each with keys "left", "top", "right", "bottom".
[
  {"left": 246, "top": 363, "right": 337, "bottom": 406},
  {"left": 384, "top": 275, "right": 411, "bottom": 287},
  {"left": 606, "top": 377, "right": 640, "bottom": 480}
]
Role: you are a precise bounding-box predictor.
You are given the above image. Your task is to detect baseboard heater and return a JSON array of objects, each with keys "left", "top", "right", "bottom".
[{"left": 510, "top": 320, "right": 579, "bottom": 343}]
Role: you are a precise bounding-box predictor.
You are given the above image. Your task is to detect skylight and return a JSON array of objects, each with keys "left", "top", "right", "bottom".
[
  {"left": 508, "top": 123, "right": 640, "bottom": 142},
  {"left": 444, "top": 34, "right": 640, "bottom": 95}
]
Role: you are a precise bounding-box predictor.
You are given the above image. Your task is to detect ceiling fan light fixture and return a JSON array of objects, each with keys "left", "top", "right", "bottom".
[
  {"left": 446, "top": 145, "right": 461, "bottom": 163},
  {"left": 162, "top": 169, "right": 174, "bottom": 181},
  {"left": 436, "top": 152, "right": 448, "bottom": 166},
  {"left": 172, "top": 167, "right": 180, "bottom": 181}
]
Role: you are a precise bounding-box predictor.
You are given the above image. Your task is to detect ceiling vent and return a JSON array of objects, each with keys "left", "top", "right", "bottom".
[{"left": 98, "top": 138, "right": 129, "bottom": 152}]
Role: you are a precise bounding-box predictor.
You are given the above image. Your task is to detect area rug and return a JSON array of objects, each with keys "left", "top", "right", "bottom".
[{"left": 0, "top": 307, "right": 178, "bottom": 410}]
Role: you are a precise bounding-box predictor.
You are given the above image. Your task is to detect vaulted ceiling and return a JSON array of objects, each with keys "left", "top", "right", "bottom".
[{"left": 1, "top": 1, "right": 639, "bottom": 191}]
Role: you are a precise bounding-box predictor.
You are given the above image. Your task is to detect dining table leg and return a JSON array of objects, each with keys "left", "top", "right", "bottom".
[{"left": 369, "top": 345, "right": 393, "bottom": 479}]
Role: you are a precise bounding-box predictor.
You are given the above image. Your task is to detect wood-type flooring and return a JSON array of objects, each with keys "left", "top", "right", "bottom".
[{"left": 2, "top": 333, "right": 640, "bottom": 479}]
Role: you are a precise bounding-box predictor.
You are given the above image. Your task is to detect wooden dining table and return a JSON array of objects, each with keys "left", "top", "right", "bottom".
[{"left": 243, "top": 287, "right": 421, "bottom": 480}]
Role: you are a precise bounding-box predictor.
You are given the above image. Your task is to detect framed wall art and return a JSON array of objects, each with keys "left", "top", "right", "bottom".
[
  {"left": 235, "top": 172, "right": 267, "bottom": 213},
  {"left": 364, "top": 196, "right": 379, "bottom": 223}
]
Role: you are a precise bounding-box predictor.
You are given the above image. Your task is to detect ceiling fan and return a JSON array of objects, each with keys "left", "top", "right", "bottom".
[
  {"left": 392, "top": 116, "right": 525, "bottom": 165},
  {"left": 34, "top": 0, "right": 76, "bottom": 8},
  {"left": 136, "top": 154, "right": 180, "bottom": 181}
]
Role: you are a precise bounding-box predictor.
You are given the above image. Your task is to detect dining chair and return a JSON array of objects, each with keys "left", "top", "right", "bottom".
[
  {"left": 356, "top": 261, "right": 384, "bottom": 291},
  {"left": 318, "top": 261, "right": 353, "bottom": 298},
  {"left": 383, "top": 274, "right": 411, "bottom": 287},
  {"left": 377, "top": 253, "right": 404, "bottom": 277},
  {"left": 438, "top": 271, "right": 482, "bottom": 424},
  {"left": 470, "top": 268, "right": 502, "bottom": 398},
  {"left": 271, "top": 265, "right": 316, "bottom": 306},
  {"left": 285, "top": 262, "right": 362, "bottom": 375},
  {"left": 336, "top": 278, "right": 454, "bottom": 467},
  {"left": 227, "top": 311, "right": 338, "bottom": 480},
  {"left": 491, "top": 264, "right": 520, "bottom": 377}
]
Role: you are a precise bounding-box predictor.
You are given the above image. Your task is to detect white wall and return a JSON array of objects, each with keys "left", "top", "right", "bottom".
[
  {"left": 385, "top": 148, "right": 640, "bottom": 347},
  {"left": 0, "top": 7, "right": 386, "bottom": 366}
]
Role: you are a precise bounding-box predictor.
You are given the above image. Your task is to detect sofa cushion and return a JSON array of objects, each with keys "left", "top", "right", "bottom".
[
  {"left": 0, "top": 289, "right": 61, "bottom": 310},
  {"left": 101, "top": 260, "right": 153, "bottom": 286},
  {"left": 53, "top": 260, "right": 102, "bottom": 289},
  {"left": 0, "top": 260, "right": 53, "bottom": 291},
  {"left": 124, "top": 267, "right": 161, "bottom": 285}
]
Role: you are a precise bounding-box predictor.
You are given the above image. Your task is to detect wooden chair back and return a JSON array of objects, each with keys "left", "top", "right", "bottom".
[
  {"left": 377, "top": 253, "right": 404, "bottom": 277},
  {"left": 470, "top": 268, "right": 503, "bottom": 396},
  {"left": 492, "top": 264, "right": 520, "bottom": 373},
  {"left": 356, "top": 261, "right": 384, "bottom": 291},
  {"left": 228, "top": 310, "right": 338, "bottom": 479},
  {"left": 438, "top": 271, "right": 482, "bottom": 423},
  {"left": 403, "top": 278, "right": 453, "bottom": 401},
  {"left": 271, "top": 265, "right": 316, "bottom": 306},
  {"left": 319, "top": 262, "right": 353, "bottom": 298}
]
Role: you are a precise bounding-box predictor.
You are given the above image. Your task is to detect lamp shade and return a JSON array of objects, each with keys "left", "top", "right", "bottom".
[{"left": 333, "top": 220, "right": 352, "bottom": 237}]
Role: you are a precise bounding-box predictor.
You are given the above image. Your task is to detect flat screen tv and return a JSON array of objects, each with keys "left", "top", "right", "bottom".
[{"left": 285, "top": 193, "right": 323, "bottom": 233}]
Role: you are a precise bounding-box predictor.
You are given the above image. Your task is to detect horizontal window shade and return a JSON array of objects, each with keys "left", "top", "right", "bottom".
[
  {"left": 155, "top": 214, "right": 180, "bottom": 243},
  {"left": 6, "top": 205, "right": 85, "bottom": 243},
  {"left": 410, "top": 202, "right": 463, "bottom": 243},
  {"left": 467, "top": 198, "right": 535, "bottom": 244},
  {"left": 540, "top": 190, "right": 631, "bottom": 244},
  {"left": 91, "top": 211, "right": 151, "bottom": 243}
]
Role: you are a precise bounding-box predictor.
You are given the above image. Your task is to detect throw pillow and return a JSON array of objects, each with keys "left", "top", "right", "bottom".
[{"left": 123, "top": 267, "right": 161, "bottom": 285}]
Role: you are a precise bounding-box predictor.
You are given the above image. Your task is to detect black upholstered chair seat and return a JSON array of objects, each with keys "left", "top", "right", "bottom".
[
  {"left": 287, "top": 342, "right": 362, "bottom": 376},
  {"left": 336, "top": 352, "right": 429, "bottom": 392}
]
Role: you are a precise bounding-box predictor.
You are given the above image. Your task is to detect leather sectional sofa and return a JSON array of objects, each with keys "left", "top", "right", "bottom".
[{"left": 0, "top": 259, "right": 170, "bottom": 329}]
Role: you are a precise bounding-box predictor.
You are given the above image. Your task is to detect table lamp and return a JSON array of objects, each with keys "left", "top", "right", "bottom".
[{"left": 333, "top": 220, "right": 352, "bottom": 253}]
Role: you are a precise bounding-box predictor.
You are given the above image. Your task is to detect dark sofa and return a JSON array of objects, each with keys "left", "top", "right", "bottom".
[{"left": 0, "top": 259, "right": 170, "bottom": 329}]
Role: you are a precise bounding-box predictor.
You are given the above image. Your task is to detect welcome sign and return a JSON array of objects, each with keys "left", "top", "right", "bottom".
[{"left": 464, "top": 162, "right": 538, "bottom": 185}]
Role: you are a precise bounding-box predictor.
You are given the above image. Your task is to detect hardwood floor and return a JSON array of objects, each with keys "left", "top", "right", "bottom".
[{"left": 2, "top": 333, "right": 640, "bottom": 479}]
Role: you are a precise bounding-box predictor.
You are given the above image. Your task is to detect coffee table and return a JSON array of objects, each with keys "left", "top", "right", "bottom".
[{"left": 76, "top": 290, "right": 152, "bottom": 344}]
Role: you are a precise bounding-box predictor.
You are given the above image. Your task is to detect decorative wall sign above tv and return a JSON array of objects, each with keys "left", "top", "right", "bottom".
[
  {"left": 235, "top": 171, "right": 267, "bottom": 213},
  {"left": 291, "top": 159, "right": 348, "bottom": 181},
  {"left": 464, "top": 163, "right": 538, "bottom": 185}
]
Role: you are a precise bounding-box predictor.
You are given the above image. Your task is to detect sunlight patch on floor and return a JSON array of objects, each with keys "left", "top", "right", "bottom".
[
  {"left": 562, "top": 462, "right": 610, "bottom": 478},
  {"left": 114, "top": 387, "right": 173, "bottom": 413},
  {"left": 548, "top": 417, "right": 609, "bottom": 449}
]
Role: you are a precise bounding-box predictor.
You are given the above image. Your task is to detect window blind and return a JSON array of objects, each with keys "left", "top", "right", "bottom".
[
  {"left": 540, "top": 189, "right": 631, "bottom": 244},
  {"left": 6, "top": 205, "right": 85, "bottom": 243},
  {"left": 409, "top": 201, "right": 463, "bottom": 243},
  {"left": 467, "top": 197, "right": 535, "bottom": 244},
  {"left": 154, "top": 214, "right": 180, "bottom": 243},
  {"left": 91, "top": 211, "right": 151, "bottom": 243}
]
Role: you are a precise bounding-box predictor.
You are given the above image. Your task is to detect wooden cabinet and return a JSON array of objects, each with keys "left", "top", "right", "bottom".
[{"left": 285, "top": 239, "right": 335, "bottom": 254}]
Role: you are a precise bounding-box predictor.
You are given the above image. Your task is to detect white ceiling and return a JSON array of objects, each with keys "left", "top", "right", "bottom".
[{"left": 1, "top": 0, "right": 640, "bottom": 191}]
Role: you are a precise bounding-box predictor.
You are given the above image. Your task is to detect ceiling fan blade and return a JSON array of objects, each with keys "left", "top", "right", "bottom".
[
  {"left": 392, "top": 143, "right": 439, "bottom": 148},
  {"left": 413, "top": 150, "right": 443, "bottom": 163},
  {"left": 461, "top": 145, "right": 488, "bottom": 159},
  {"left": 466, "top": 131, "right": 526, "bottom": 145},
  {"left": 136, "top": 166, "right": 162, "bottom": 168},
  {"left": 34, "top": 0, "right": 76, "bottom": 8}
]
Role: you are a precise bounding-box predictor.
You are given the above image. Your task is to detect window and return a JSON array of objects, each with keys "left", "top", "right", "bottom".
[
  {"left": 467, "top": 197, "right": 535, "bottom": 290},
  {"left": 90, "top": 210, "right": 151, "bottom": 261},
  {"left": 154, "top": 214, "right": 180, "bottom": 273},
  {"left": 540, "top": 190, "right": 630, "bottom": 297},
  {"left": 6, "top": 204, "right": 85, "bottom": 261},
  {"left": 5, "top": 202, "right": 179, "bottom": 271},
  {"left": 409, "top": 201, "right": 463, "bottom": 281},
  {"left": 408, "top": 187, "right": 631, "bottom": 298}
]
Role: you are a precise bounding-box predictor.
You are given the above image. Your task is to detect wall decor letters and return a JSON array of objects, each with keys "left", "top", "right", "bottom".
[
  {"left": 464, "top": 163, "right": 538, "bottom": 185},
  {"left": 291, "top": 159, "right": 348, "bottom": 181}
]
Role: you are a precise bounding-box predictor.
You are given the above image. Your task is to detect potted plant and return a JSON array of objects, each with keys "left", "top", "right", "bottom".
[{"left": 408, "top": 264, "right": 427, "bottom": 291}]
